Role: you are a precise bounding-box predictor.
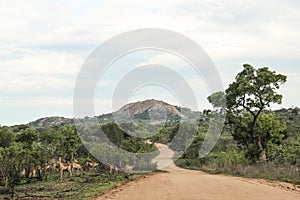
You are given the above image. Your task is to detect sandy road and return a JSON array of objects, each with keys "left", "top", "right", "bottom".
[{"left": 98, "top": 144, "right": 300, "bottom": 200}]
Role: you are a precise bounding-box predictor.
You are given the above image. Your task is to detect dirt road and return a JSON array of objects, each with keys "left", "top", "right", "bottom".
[{"left": 98, "top": 144, "right": 300, "bottom": 200}]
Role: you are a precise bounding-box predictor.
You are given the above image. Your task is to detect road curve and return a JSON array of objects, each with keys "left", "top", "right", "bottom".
[{"left": 98, "top": 144, "right": 300, "bottom": 200}]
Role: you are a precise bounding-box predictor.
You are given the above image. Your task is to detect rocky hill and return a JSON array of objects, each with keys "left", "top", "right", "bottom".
[
  {"left": 28, "top": 116, "right": 74, "bottom": 127},
  {"left": 28, "top": 99, "right": 201, "bottom": 126},
  {"left": 113, "top": 99, "right": 183, "bottom": 121}
]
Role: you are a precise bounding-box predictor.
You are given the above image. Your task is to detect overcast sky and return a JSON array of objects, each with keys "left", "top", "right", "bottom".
[{"left": 1, "top": 0, "right": 299, "bottom": 125}]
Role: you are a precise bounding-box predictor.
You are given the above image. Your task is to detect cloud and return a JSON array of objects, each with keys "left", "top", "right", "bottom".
[
  {"left": 1, "top": 96, "right": 72, "bottom": 107},
  {"left": 1, "top": 0, "right": 299, "bottom": 62},
  {"left": 0, "top": 49, "right": 82, "bottom": 94},
  {"left": 0, "top": 0, "right": 299, "bottom": 124}
]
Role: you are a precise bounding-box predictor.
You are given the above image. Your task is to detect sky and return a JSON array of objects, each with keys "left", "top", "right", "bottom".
[{"left": 0, "top": 0, "right": 300, "bottom": 125}]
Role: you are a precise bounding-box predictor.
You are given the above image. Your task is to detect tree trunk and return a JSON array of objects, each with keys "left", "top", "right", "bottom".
[
  {"left": 252, "top": 113, "right": 266, "bottom": 163},
  {"left": 257, "top": 136, "right": 266, "bottom": 163}
]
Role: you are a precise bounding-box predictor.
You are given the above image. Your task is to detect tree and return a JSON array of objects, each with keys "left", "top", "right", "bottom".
[
  {"left": 0, "top": 127, "right": 15, "bottom": 148},
  {"left": 58, "top": 125, "right": 82, "bottom": 161},
  {"left": 15, "top": 128, "right": 41, "bottom": 179},
  {"left": 210, "top": 64, "right": 287, "bottom": 162},
  {"left": 0, "top": 142, "right": 25, "bottom": 198},
  {"left": 232, "top": 112, "right": 287, "bottom": 161}
]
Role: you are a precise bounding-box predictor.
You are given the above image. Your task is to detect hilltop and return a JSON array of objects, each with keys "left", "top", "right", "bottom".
[
  {"left": 113, "top": 99, "right": 200, "bottom": 122},
  {"left": 28, "top": 116, "right": 74, "bottom": 127},
  {"left": 28, "top": 99, "right": 202, "bottom": 126}
]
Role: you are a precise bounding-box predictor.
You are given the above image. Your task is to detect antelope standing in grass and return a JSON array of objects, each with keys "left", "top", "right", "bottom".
[
  {"left": 58, "top": 157, "right": 72, "bottom": 179},
  {"left": 71, "top": 159, "right": 84, "bottom": 175},
  {"left": 125, "top": 164, "right": 135, "bottom": 174},
  {"left": 85, "top": 160, "right": 98, "bottom": 172},
  {"left": 29, "top": 165, "right": 41, "bottom": 178},
  {"left": 44, "top": 162, "right": 56, "bottom": 175},
  {"left": 109, "top": 164, "right": 119, "bottom": 174}
]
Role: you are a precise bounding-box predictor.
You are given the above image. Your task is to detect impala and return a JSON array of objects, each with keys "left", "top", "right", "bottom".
[
  {"left": 58, "top": 157, "right": 72, "bottom": 179},
  {"left": 29, "top": 165, "right": 41, "bottom": 178},
  {"left": 85, "top": 160, "right": 98, "bottom": 172},
  {"left": 125, "top": 164, "right": 135, "bottom": 174},
  {"left": 71, "top": 159, "right": 84, "bottom": 175}
]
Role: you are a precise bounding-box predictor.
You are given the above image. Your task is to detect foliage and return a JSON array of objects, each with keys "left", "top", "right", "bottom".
[
  {"left": 232, "top": 112, "right": 287, "bottom": 162},
  {"left": 0, "top": 122, "right": 157, "bottom": 198},
  {"left": 0, "top": 142, "right": 25, "bottom": 197},
  {"left": 209, "top": 64, "right": 287, "bottom": 162},
  {"left": 0, "top": 126, "right": 15, "bottom": 148},
  {"left": 177, "top": 65, "right": 299, "bottom": 184}
]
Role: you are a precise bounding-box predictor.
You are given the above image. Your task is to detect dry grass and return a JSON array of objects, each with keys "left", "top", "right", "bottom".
[{"left": 175, "top": 159, "right": 300, "bottom": 185}]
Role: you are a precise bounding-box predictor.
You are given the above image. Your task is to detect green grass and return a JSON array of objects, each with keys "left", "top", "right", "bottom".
[{"left": 0, "top": 172, "right": 145, "bottom": 200}]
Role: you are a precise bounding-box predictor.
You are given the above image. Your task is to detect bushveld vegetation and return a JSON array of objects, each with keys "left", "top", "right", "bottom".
[
  {"left": 0, "top": 124, "right": 156, "bottom": 199},
  {"left": 175, "top": 64, "right": 300, "bottom": 184},
  {"left": 1, "top": 64, "right": 299, "bottom": 199}
]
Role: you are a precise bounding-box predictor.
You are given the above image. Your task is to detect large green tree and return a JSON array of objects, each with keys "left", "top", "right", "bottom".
[{"left": 209, "top": 64, "right": 287, "bottom": 162}]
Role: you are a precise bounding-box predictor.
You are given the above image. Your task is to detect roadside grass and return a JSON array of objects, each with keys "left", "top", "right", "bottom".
[
  {"left": 175, "top": 159, "right": 300, "bottom": 185},
  {"left": 0, "top": 172, "right": 144, "bottom": 200},
  {"left": 199, "top": 165, "right": 300, "bottom": 185}
]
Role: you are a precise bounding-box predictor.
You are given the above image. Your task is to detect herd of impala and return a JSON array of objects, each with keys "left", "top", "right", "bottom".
[{"left": 20, "top": 157, "right": 136, "bottom": 179}]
